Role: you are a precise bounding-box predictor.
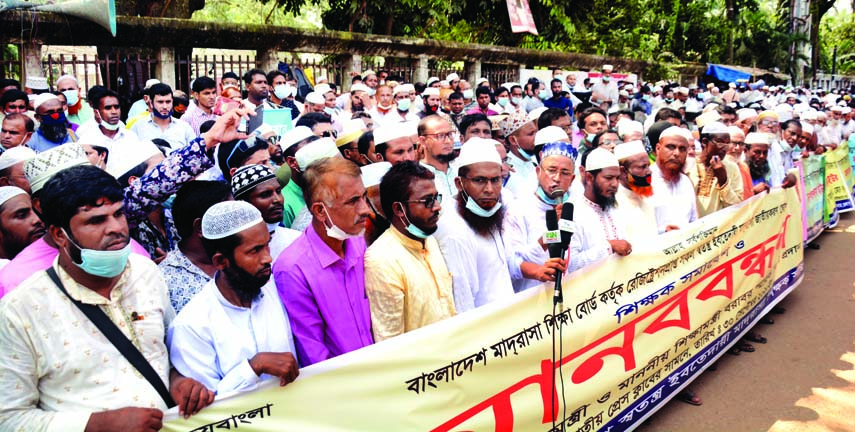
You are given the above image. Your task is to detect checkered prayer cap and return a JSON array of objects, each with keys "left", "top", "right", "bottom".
[
  {"left": 24, "top": 143, "right": 89, "bottom": 193},
  {"left": 230, "top": 164, "right": 276, "bottom": 199},
  {"left": 202, "top": 200, "right": 263, "bottom": 240}
]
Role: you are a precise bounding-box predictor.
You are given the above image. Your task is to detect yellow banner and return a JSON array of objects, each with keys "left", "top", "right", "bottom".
[{"left": 164, "top": 188, "right": 804, "bottom": 432}]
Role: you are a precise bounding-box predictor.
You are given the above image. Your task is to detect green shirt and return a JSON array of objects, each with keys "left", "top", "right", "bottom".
[{"left": 282, "top": 179, "right": 306, "bottom": 228}]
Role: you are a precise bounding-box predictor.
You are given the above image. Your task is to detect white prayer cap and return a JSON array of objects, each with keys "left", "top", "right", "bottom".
[
  {"left": 602, "top": 64, "right": 614, "bottom": 72},
  {"left": 744, "top": 132, "right": 771, "bottom": 146},
  {"left": 706, "top": 83, "right": 716, "bottom": 90},
  {"left": 361, "top": 161, "right": 392, "bottom": 188},
  {"left": 773, "top": 104, "right": 794, "bottom": 122},
  {"left": 253, "top": 123, "right": 277, "bottom": 141},
  {"left": 392, "top": 85, "right": 410, "bottom": 96},
  {"left": 336, "top": 119, "right": 367, "bottom": 147},
  {"left": 694, "top": 110, "right": 721, "bottom": 128},
  {"left": 816, "top": 111, "right": 827, "bottom": 121},
  {"left": 660, "top": 126, "right": 690, "bottom": 143},
  {"left": 202, "top": 200, "right": 263, "bottom": 240},
  {"left": 446, "top": 73, "right": 460, "bottom": 82},
  {"left": 618, "top": 90, "right": 629, "bottom": 98},
  {"left": 374, "top": 121, "right": 416, "bottom": 146},
  {"left": 727, "top": 126, "right": 745, "bottom": 139},
  {"left": 613, "top": 140, "right": 647, "bottom": 161},
  {"left": 350, "top": 83, "right": 371, "bottom": 94},
  {"left": 616, "top": 119, "right": 643, "bottom": 138},
  {"left": 729, "top": 83, "right": 736, "bottom": 89},
  {"left": 107, "top": 140, "right": 161, "bottom": 179},
  {"left": 703, "top": 103, "right": 719, "bottom": 113},
  {"left": 831, "top": 105, "right": 844, "bottom": 113},
  {"left": 144, "top": 79, "right": 161, "bottom": 90},
  {"left": 676, "top": 87, "right": 689, "bottom": 95},
  {"left": 527, "top": 107, "right": 548, "bottom": 123},
  {"left": 624, "top": 84, "right": 634, "bottom": 91},
  {"left": 792, "top": 104, "right": 807, "bottom": 117},
  {"left": 457, "top": 137, "right": 502, "bottom": 168},
  {"left": 305, "top": 92, "right": 325, "bottom": 105},
  {"left": 785, "top": 93, "right": 798, "bottom": 100},
  {"left": 0, "top": 146, "right": 36, "bottom": 171},
  {"left": 316, "top": 76, "right": 329, "bottom": 84},
  {"left": 314, "top": 84, "right": 333, "bottom": 95},
  {"left": 26, "top": 76, "right": 49, "bottom": 90},
  {"left": 736, "top": 108, "right": 758, "bottom": 121},
  {"left": 843, "top": 107, "right": 852, "bottom": 114},
  {"left": 476, "top": 77, "right": 489, "bottom": 86},
  {"left": 652, "top": 85, "right": 662, "bottom": 93},
  {"left": 584, "top": 147, "right": 619, "bottom": 171},
  {"left": 701, "top": 121, "right": 729, "bottom": 135},
  {"left": 607, "top": 105, "right": 621, "bottom": 114},
  {"left": 280, "top": 126, "right": 315, "bottom": 152},
  {"left": 25, "top": 143, "right": 89, "bottom": 193},
  {"left": 0, "top": 186, "right": 26, "bottom": 207},
  {"left": 296, "top": 137, "right": 340, "bottom": 171},
  {"left": 421, "top": 87, "right": 440, "bottom": 97},
  {"left": 800, "top": 109, "right": 818, "bottom": 121},
  {"left": 534, "top": 126, "right": 570, "bottom": 146},
  {"left": 800, "top": 121, "right": 815, "bottom": 135},
  {"left": 362, "top": 70, "right": 376, "bottom": 78},
  {"left": 33, "top": 93, "right": 60, "bottom": 111},
  {"left": 426, "top": 77, "right": 439, "bottom": 87}
]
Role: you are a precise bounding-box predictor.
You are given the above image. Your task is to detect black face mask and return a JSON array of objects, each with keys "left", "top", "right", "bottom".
[
  {"left": 426, "top": 104, "right": 439, "bottom": 114},
  {"left": 630, "top": 173, "right": 651, "bottom": 187}
]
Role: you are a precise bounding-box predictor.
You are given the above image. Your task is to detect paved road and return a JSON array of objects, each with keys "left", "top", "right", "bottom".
[{"left": 636, "top": 211, "right": 855, "bottom": 432}]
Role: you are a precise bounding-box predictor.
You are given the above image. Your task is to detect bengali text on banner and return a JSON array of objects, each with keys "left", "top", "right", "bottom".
[{"left": 163, "top": 187, "right": 805, "bottom": 432}]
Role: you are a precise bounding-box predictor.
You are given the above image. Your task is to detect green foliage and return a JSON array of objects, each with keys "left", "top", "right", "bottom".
[{"left": 820, "top": 11, "right": 855, "bottom": 75}]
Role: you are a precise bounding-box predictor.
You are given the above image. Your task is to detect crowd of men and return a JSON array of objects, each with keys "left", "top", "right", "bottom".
[{"left": 0, "top": 63, "right": 849, "bottom": 429}]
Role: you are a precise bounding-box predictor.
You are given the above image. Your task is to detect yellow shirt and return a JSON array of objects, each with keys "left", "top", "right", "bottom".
[
  {"left": 365, "top": 227, "right": 455, "bottom": 342},
  {"left": 689, "top": 158, "right": 744, "bottom": 218}
]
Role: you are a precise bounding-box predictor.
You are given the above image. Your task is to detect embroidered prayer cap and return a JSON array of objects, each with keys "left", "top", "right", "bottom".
[
  {"left": 202, "top": 200, "right": 263, "bottom": 240},
  {"left": 350, "top": 83, "right": 371, "bottom": 94},
  {"left": 701, "top": 121, "right": 729, "bottom": 136},
  {"left": 421, "top": 88, "right": 440, "bottom": 97},
  {"left": 736, "top": 108, "right": 758, "bottom": 121},
  {"left": 230, "top": 164, "right": 277, "bottom": 199},
  {"left": 25, "top": 143, "right": 90, "bottom": 193},
  {"left": 361, "top": 161, "right": 392, "bottom": 188},
  {"left": 362, "top": 70, "right": 376, "bottom": 79},
  {"left": 616, "top": 119, "right": 643, "bottom": 138},
  {"left": 0, "top": 186, "right": 26, "bottom": 207},
  {"left": 106, "top": 140, "right": 162, "bottom": 180},
  {"left": 499, "top": 110, "right": 530, "bottom": 138},
  {"left": 527, "top": 107, "right": 548, "bottom": 123},
  {"left": 305, "top": 92, "right": 325, "bottom": 105},
  {"left": 33, "top": 93, "right": 60, "bottom": 111},
  {"left": 0, "top": 146, "right": 36, "bottom": 171},
  {"left": 755, "top": 110, "right": 779, "bottom": 124},
  {"left": 314, "top": 84, "right": 332, "bottom": 95},
  {"left": 584, "top": 147, "right": 618, "bottom": 171},
  {"left": 336, "top": 119, "right": 367, "bottom": 147},
  {"left": 534, "top": 126, "right": 570, "bottom": 146},
  {"left": 744, "top": 132, "right": 772, "bottom": 146},
  {"left": 613, "top": 140, "right": 647, "bottom": 161},
  {"left": 25, "top": 76, "right": 49, "bottom": 90},
  {"left": 542, "top": 141, "right": 579, "bottom": 163},
  {"left": 457, "top": 137, "right": 503, "bottom": 168},
  {"left": 280, "top": 126, "right": 315, "bottom": 152},
  {"left": 295, "top": 137, "right": 340, "bottom": 171},
  {"left": 727, "top": 126, "right": 745, "bottom": 139}
]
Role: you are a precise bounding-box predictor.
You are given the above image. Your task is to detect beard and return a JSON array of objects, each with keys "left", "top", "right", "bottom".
[
  {"left": 40, "top": 123, "right": 68, "bottom": 143},
  {"left": 627, "top": 174, "right": 654, "bottom": 198},
  {"left": 456, "top": 193, "right": 505, "bottom": 237},
  {"left": 221, "top": 261, "right": 270, "bottom": 305},
  {"left": 748, "top": 158, "right": 770, "bottom": 181},
  {"left": 592, "top": 179, "right": 617, "bottom": 210},
  {"left": 436, "top": 152, "right": 458, "bottom": 163}
]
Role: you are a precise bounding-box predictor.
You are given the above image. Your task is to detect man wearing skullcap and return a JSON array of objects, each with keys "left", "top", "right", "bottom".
[
  {"left": 744, "top": 132, "right": 798, "bottom": 191},
  {"left": 27, "top": 93, "right": 78, "bottom": 152},
  {"left": 169, "top": 200, "right": 299, "bottom": 394},
  {"left": 290, "top": 138, "right": 344, "bottom": 232},
  {"left": 650, "top": 126, "right": 698, "bottom": 232},
  {"left": 231, "top": 164, "right": 300, "bottom": 261},
  {"left": 365, "top": 161, "right": 455, "bottom": 341},
  {"left": 0, "top": 186, "right": 43, "bottom": 268},
  {"left": 754, "top": 110, "right": 793, "bottom": 188},
  {"left": 385, "top": 84, "right": 420, "bottom": 124},
  {"left": 0, "top": 145, "right": 35, "bottom": 192},
  {"left": 689, "top": 122, "right": 744, "bottom": 217},
  {"left": 567, "top": 148, "right": 632, "bottom": 273},
  {"left": 273, "top": 157, "right": 374, "bottom": 366},
  {"left": 614, "top": 141, "right": 658, "bottom": 242},
  {"left": 434, "top": 138, "right": 515, "bottom": 312},
  {"left": 590, "top": 65, "right": 619, "bottom": 106},
  {"left": 503, "top": 142, "right": 575, "bottom": 292},
  {"left": 0, "top": 165, "right": 213, "bottom": 431},
  {"left": 724, "top": 126, "right": 754, "bottom": 200},
  {"left": 502, "top": 110, "right": 539, "bottom": 199}
]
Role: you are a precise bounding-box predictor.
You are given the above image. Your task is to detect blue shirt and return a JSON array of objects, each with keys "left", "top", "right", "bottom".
[
  {"left": 544, "top": 96, "right": 573, "bottom": 117},
  {"left": 26, "top": 129, "right": 75, "bottom": 153}
]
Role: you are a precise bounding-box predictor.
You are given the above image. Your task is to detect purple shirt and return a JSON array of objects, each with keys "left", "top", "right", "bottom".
[
  {"left": 0, "top": 238, "right": 151, "bottom": 299},
  {"left": 273, "top": 224, "right": 373, "bottom": 367}
]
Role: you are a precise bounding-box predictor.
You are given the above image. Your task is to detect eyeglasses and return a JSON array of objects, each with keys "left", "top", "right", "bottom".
[
  {"left": 321, "top": 130, "right": 338, "bottom": 138},
  {"left": 731, "top": 141, "right": 744, "bottom": 146},
  {"left": 759, "top": 120, "right": 777, "bottom": 126},
  {"left": 464, "top": 176, "right": 502, "bottom": 186},
  {"left": 402, "top": 193, "right": 442, "bottom": 209},
  {"left": 226, "top": 139, "right": 252, "bottom": 168},
  {"left": 423, "top": 132, "right": 454, "bottom": 141},
  {"left": 600, "top": 139, "right": 622, "bottom": 146}
]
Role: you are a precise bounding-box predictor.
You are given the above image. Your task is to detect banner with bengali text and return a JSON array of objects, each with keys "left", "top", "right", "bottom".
[
  {"left": 796, "top": 155, "right": 825, "bottom": 243},
  {"left": 164, "top": 188, "right": 804, "bottom": 432},
  {"left": 824, "top": 144, "right": 854, "bottom": 227}
]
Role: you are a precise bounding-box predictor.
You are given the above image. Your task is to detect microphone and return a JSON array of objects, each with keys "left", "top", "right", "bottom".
[{"left": 554, "top": 202, "right": 575, "bottom": 304}]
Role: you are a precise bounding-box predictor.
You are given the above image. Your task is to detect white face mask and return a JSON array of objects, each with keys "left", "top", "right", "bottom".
[
  {"left": 100, "top": 121, "right": 121, "bottom": 131},
  {"left": 273, "top": 84, "right": 288, "bottom": 100},
  {"left": 462, "top": 89, "right": 474, "bottom": 99},
  {"left": 323, "top": 204, "right": 363, "bottom": 240}
]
